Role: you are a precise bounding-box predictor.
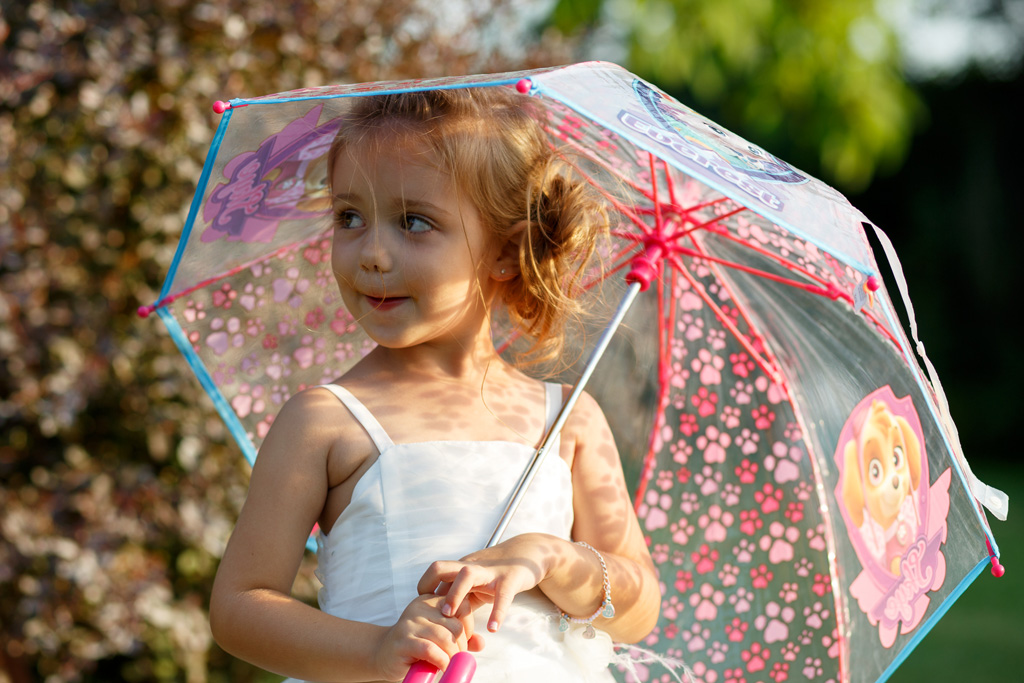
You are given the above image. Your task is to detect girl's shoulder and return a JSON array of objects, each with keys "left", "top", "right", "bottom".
[{"left": 262, "top": 385, "right": 378, "bottom": 473}]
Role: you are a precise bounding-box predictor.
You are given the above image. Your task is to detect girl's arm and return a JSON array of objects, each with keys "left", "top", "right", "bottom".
[
  {"left": 421, "top": 390, "right": 660, "bottom": 643},
  {"left": 210, "top": 388, "right": 477, "bottom": 681}
]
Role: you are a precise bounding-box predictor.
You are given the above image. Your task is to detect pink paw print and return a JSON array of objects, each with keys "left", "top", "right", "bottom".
[
  {"left": 694, "top": 465, "right": 723, "bottom": 496},
  {"left": 735, "top": 458, "right": 759, "bottom": 484},
  {"left": 739, "top": 508, "right": 762, "bottom": 536},
  {"left": 304, "top": 306, "right": 326, "bottom": 329},
  {"left": 812, "top": 573, "right": 832, "bottom": 597},
  {"left": 754, "top": 483, "right": 784, "bottom": 514},
  {"left": 734, "top": 428, "right": 760, "bottom": 456},
  {"left": 212, "top": 282, "right": 237, "bottom": 309},
  {"left": 692, "top": 544, "right": 720, "bottom": 574},
  {"left": 802, "top": 656, "right": 824, "bottom": 679},
  {"left": 707, "top": 640, "right": 729, "bottom": 664},
  {"left": 752, "top": 405, "right": 776, "bottom": 429},
  {"left": 741, "top": 642, "right": 770, "bottom": 672},
  {"left": 769, "top": 661, "right": 790, "bottom": 682},
  {"left": 730, "top": 351, "right": 756, "bottom": 378},
  {"left": 725, "top": 617, "right": 749, "bottom": 642},
  {"left": 780, "top": 642, "right": 800, "bottom": 661},
  {"left": 723, "top": 667, "right": 746, "bottom": 683},
  {"left": 730, "top": 380, "right": 754, "bottom": 405},
  {"left": 750, "top": 564, "right": 774, "bottom": 589},
  {"left": 681, "top": 622, "right": 710, "bottom": 652},
  {"left": 245, "top": 317, "right": 266, "bottom": 337},
  {"left": 698, "top": 504, "right": 734, "bottom": 544},
  {"left": 689, "top": 583, "right": 725, "bottom": 621},
  {"left": 679, "top": 412, "right": 699, "bottom": 436},
  {"left": 691, "top": 386, "right": 719, "bottom": 417},
  {"left": 803, "top": 601, "right": 830, "bottom": 630},
  {"left": 784, "top": 501, "right": 804, "bottom": 523},
  {"left": 778, "top": 582, "right": 799, "bottom": 603},
  {"left": 783, "top": 421, "right": 802, "bottom": 441},
  {"left": 691, "top": 348, "right": 725, "bottom": 385},
  {"left": 721, "top": 482, "right": 741, "bottom": 506},
  {"left": 674, "top": 569, "right": 695, "bottom": 593},
  {"left": 718, "top": 562, "right": 740, "bottom": 587},
  {"left": 733, "top": 538, "right": 755, "bottom": 563},
  {"left": 670, "top": 440, "right": 693, "bottom": 465},
  {"left": 696, "top": 425, "right": 731, "bottom": 464},
  {"left": 730, "top": 586, "right": 754, "bottom": 613},
  {"left": 721, "top": 405, "right": 741, "bottom": 429}
]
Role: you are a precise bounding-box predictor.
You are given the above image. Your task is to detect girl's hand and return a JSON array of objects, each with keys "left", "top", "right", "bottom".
[
  {"left": 374, "top": 593, "right": 483, "bottom": 680},
  {"left": 417, "top": 533, "right": 555, "bottom": 634}
]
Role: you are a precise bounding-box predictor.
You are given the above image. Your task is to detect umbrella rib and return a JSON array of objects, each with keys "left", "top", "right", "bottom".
[
  {"left": 144, "top": 230, "right": 330, "bottom": 313},
  {"left": 551, "top": 129, "right": 660, "bottom": 202},
  {"left": 678, "top": 230, "right": 905, "bottom": 350},
  {"left": 633, "top": 269, "right": 678, "bottom": 508},
  {"left": 668, "top": 251, "right": 785, "bottom": 387}
]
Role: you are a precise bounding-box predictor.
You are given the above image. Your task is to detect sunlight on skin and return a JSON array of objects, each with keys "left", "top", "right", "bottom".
[{"left": 210, "top": 122, "right": 658, "bottom": 683}]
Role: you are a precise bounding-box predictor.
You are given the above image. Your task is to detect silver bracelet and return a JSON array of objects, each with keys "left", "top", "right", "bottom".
[{"left": 558, "top": 541, "right": 615, "bottom": 639}]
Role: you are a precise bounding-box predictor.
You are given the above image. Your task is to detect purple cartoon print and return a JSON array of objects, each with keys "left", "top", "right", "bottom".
[{"left": 202, "top": 105, "right": 341, "bottom": 243}]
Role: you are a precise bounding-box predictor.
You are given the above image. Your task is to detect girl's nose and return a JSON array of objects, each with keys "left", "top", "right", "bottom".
[{"left": 358, "top": 225, "right": 392, "bottom": 272}]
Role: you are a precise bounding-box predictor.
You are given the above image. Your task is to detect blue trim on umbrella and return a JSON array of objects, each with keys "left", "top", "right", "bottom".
[
  {"left": 873, "top": 295, "right": 1000, "bottom": 559},
  {"left": 156, "top": 307, "right": 318, "bottom": 553},
  {"left": 873, "top": 556, "right": 988, "bottom": 683},
  {"left": 158, "top": 106, "right": 235, "bottom": 302},
  {"left": 156, "top": 306, "right": 258, "bottom": 467},
  {"left": 229, "top": 78, "right": 526, "bottom": 107}
]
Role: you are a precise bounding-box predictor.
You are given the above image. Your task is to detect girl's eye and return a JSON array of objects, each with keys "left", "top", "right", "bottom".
[
  {"left": 334, "top": 210, "right": 365, "bottom": 230},
  {"left": 402, "top": 215, "right": 434, "bottom": 234}
]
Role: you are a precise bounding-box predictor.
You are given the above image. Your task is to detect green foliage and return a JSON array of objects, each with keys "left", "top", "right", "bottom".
[{"left": 554, "top": 0, "right": 923, "bottom": 190}]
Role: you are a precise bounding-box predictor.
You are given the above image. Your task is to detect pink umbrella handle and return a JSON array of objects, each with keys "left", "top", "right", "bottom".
[{"left": 402, "top": 652, "right": 476, "bottom": 683}]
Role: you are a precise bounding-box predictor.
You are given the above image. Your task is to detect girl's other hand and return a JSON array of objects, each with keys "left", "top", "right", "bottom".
[
  {"left": 417, "top": 533, "right": 555, "bottom": 634},
  {"left": 375, "top": 593, "right": 483, "bottom": 680}
]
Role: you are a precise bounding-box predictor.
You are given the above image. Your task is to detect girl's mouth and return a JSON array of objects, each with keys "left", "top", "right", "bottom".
[{"left": 365, "top": 295, "right": 408, "bottom": 311}]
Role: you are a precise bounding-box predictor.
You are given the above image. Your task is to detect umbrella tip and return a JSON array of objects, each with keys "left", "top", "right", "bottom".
[
  {"left": 516, "top": 79, "right": 532, "bottom": 94},
  {"left": 138, "top": 304, "right": 156, "bottom": 318},
  {"left": 991, "top": 556, "right": 1006, "bottom": 578},
  {"left": 866, "top": 275, "right": 880, "bottom": 292},
  {"left": 213, "top": 100, "right": 230, "bottom": 114}
]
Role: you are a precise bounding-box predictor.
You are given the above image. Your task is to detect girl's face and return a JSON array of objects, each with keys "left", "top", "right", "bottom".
[{"left": 330, "top": 134, "right": 501, "bottom": 351}]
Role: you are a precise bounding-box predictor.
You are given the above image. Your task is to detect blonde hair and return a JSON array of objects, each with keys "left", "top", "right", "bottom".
[{"left": 327, "top": 87, "right": 609, "bottom": 368}]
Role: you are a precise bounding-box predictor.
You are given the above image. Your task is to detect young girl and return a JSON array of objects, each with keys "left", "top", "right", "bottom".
[{"left": 209, "top": 86, "right": 660, "bottom": 682}]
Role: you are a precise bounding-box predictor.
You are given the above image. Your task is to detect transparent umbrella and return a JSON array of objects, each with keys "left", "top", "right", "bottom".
[{"left": 142, "top": 62, "right": 1007, "bottom": 683}]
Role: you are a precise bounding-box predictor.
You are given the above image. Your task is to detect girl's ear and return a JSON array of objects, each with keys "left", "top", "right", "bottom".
[{"left": 490, "top": 220, "right": 527, "bottom": 282}]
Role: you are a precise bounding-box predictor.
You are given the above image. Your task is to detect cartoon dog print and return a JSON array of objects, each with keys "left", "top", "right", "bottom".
[{"left": 840, "top": 398, "right": 922, "bottom": 575}]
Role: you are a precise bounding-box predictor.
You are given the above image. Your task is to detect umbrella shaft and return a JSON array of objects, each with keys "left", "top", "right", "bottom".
[{"left": 486, "top": 281, "right": 644, "bottom": 548}]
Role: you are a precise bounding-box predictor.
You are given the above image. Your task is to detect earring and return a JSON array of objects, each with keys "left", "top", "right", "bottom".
[{"left": 501, "top": 269, "right": 506, "bottom": 274}]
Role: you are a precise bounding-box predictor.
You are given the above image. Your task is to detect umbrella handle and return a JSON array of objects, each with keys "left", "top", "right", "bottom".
[{"left": 402, "top": 652, "right": 476, "bottom": 683}]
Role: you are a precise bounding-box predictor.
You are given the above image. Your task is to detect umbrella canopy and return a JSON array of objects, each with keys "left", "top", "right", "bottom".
[{"left": 143, "top": 62, "right": 1006, "bottom": 683}]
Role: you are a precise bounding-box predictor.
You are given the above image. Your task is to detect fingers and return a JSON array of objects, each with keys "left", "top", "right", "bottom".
[
  {"left": 487, "top": 586, "right": 516, "bottom": 633},
  {"left": 381, "top": 594, "right": 478, "bottom": 678},
  {"left": 417, "top": 560, "right": 462, "bottom": 595}
]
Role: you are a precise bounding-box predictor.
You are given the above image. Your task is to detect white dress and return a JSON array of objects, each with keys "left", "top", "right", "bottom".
[{"left": 296, "top": 382, "right": 616, "bottom": 683}]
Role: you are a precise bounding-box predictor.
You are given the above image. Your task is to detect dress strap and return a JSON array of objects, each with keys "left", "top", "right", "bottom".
[
  {"left": 543, "top": 382, "right": 564, "bottom": 432},
  {"left": 318, "top": 384, "right": 394, "bottom": 452}
]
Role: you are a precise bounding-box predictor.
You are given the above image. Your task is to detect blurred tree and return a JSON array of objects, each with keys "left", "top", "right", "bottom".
[
  {"left": 0, "top": 1, "right": 570, "bottom": 681},
  {"left": 550, "top": 0, "right": 923, "bottom": 191}
]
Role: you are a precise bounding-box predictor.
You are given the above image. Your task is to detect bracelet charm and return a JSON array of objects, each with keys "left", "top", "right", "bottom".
[{"left": 558, "top": 541, "right": 614, "bottom": 639}]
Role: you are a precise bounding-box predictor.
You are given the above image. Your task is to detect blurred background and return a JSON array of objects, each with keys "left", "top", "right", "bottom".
[{"left": 1, "top": 0, "right": 1020, "bottom": 681}]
